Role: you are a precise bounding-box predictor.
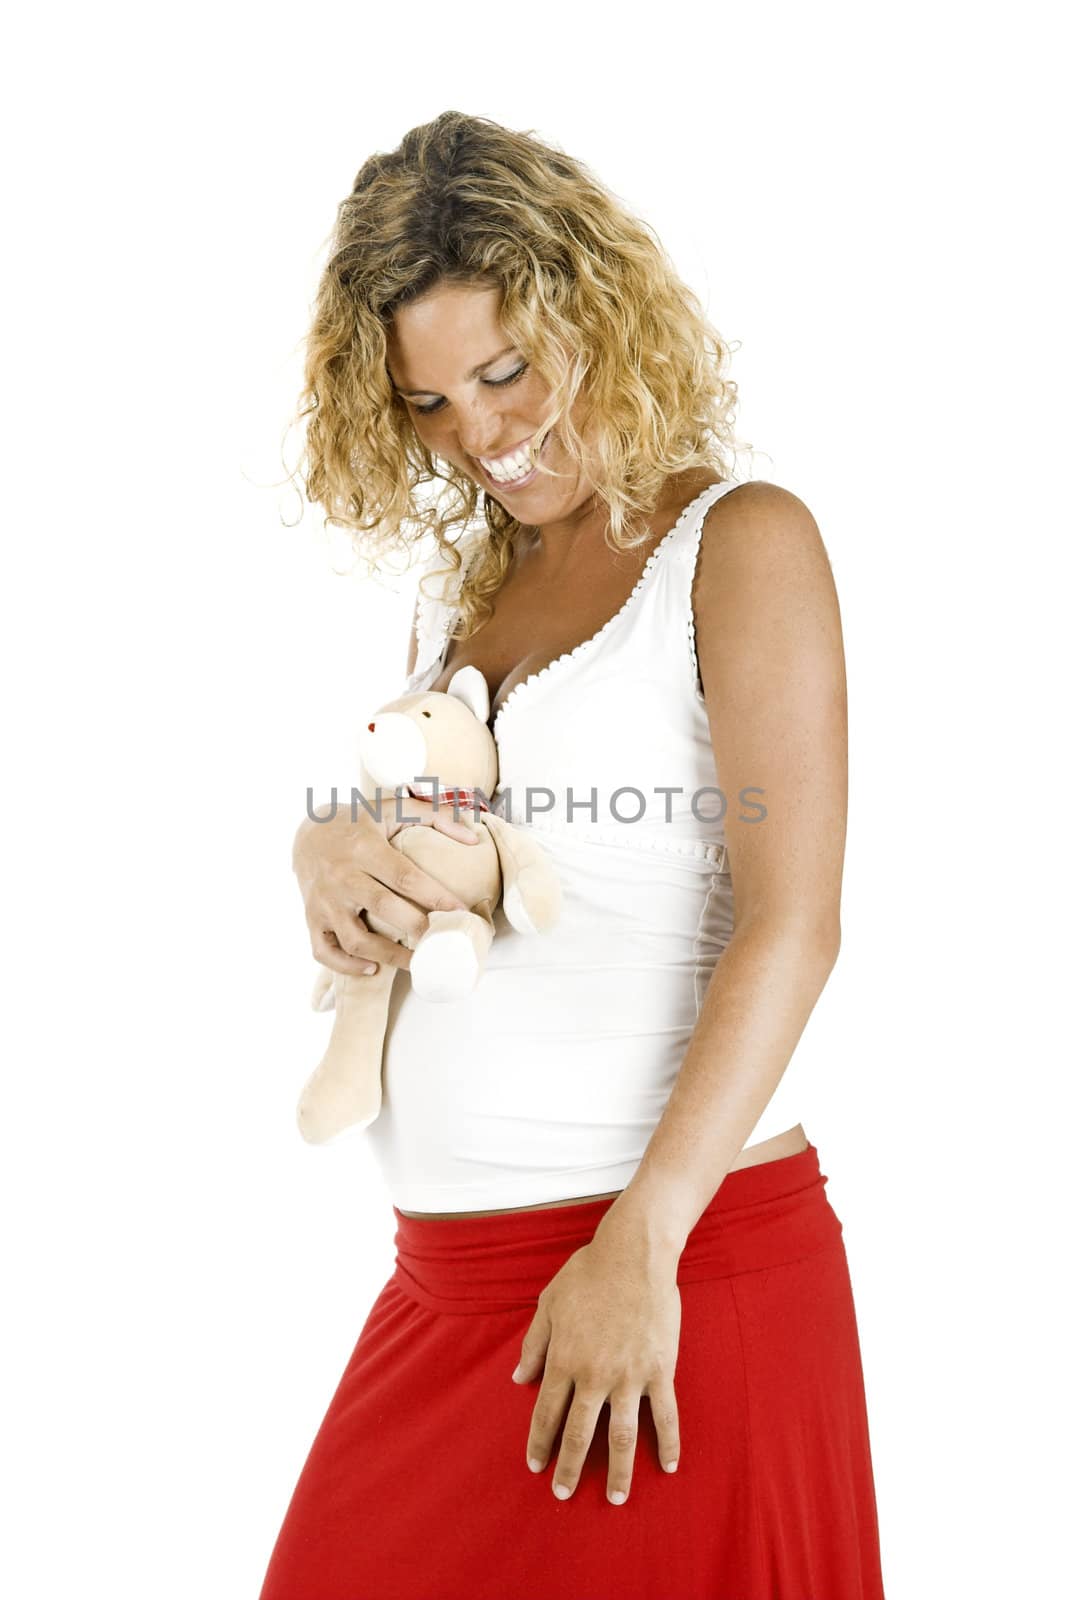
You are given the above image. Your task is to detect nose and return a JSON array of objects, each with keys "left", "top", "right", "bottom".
[
  {"left": 450, "top": 402, "right": 512, "bottom": 463},
  {"left": 457, "top": 427, "right": 497, "bottom": 462}
]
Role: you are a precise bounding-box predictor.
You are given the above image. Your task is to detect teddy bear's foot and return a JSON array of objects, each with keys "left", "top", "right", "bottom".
[
  {"left": 297, "top": 964, "right": 400, "bottom": 1144},
  {"left": 297, "top": 1078, "right": 381, "bottom": 1144},
  {"left": 409, "top": 928, "right": 481, "bottom": 1001}
]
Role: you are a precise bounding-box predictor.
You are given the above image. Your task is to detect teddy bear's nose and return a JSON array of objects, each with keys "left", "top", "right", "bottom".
[{"left": 367, "top": 722, "right": 375, "bottom": 732}]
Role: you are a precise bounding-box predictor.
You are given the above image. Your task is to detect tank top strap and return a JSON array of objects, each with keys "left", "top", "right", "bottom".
[
  {"left": 613, "top": 477, "right": 751, "bottom": 696},
  {"left": 672, "top": 477, "right": 750, "bottom": 693}
]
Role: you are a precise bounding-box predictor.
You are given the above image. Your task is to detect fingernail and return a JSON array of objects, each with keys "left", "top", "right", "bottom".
[
  {"left": 552, "top": 1483, "right": 572, "bottom": 1500},
  {"left": 362, "top": 963, "right": 377, "bottom": 974},
  {"left": 511, "top": 1364, "right": 523, "bottom": 1382},
  {"left": 527, "top": 1456, "right": 545, "bottom": 1473},
  {"left": 663, "top": 1460, "right": 678, "bottom": 1473},
  {"left": 608, "top": 1489, "right": 627, "bottom": 1505}
]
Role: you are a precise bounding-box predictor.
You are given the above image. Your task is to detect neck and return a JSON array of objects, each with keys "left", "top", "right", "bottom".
[
  {"left": 523, "top": 469, "right": 716, "bottom": 575},
  {"left": 520, "top": 490, "right": 613, "bottom": 577}
]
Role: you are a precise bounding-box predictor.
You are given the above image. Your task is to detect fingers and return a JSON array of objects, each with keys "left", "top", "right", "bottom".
[
  {"left": 432, "top": 817, "right": 481, "bottom": 842},
  {"left": 428, "top": 809, "right": 483, "bottom": 843},
  {"left": 526, "top": 1376, "right": 680, "bottom": 1503},
  {"left": 525, "top": 1369, "right": 583, "bottom": 1492},
  {"left": 388, "top": 794, "right": 481, "bottom": 845},
  {"left": 537, "top": 1387, "right": 640, "bottom": 1506},
  {"left": 310, "top": 925, "right": 397, "bottom": 978},
  {"left": 648, "top": 1377, "right": 680, "bottom": 1475},
  {"left": 308, "top": 866, "right": 468, "bottom": 979},
  {"left": 298, "top": 799, "right": 474, "bottom": 980},
  {"left": 604, "top": 1393, "right": 642, "bottom": 1505},
  {"left": 365, "top": 832, "right": 470, "bottom": 920}
]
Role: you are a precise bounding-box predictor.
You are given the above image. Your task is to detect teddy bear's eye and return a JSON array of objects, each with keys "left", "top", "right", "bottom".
[{"left": 422, "top": 710, "right": 432, "bottom": 718}]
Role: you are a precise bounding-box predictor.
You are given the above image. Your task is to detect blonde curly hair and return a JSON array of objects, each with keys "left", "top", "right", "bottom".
[{"left": 291, "top": 109, "right": 750, "bottom": 640}]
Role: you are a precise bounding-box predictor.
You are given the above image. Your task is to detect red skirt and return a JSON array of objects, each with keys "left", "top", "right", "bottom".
[{"left": 258, "top": 1142, "right": 885, "bottom": 1599}]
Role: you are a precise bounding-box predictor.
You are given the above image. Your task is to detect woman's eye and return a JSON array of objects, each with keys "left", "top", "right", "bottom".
[
  {"left": 485, "top": 362, "right": 529, "bottom": 389},
  {"left": 411, "top": 363, "right": 528, "bottom": 416}
]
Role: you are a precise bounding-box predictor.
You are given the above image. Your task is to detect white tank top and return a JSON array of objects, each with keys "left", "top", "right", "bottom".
[{"left": 367, "top": 479, "right": 809, "bottom": 1212}]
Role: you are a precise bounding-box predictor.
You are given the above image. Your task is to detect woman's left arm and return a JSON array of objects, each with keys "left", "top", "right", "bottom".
[{"left": 513, "top": 483, "right": 848, "bottom": 1503}]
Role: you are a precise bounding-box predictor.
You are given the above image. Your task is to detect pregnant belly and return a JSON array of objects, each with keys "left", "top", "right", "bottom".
[
  {"left": 371, "top": 836, "right": 740, "bottom": 1215},
  {"left": 394, "top": 1125, "right": 810, "bottom": 1218}
]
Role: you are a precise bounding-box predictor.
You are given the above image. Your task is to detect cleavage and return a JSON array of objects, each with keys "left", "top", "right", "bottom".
[{"left": 430, "top": 539, "right": 654, "bottom": 728}]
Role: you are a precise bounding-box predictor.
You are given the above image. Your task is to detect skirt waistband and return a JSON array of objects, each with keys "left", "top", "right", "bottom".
[{"left": 390, "top": 1143, "right": 840, "bottom": 1315}]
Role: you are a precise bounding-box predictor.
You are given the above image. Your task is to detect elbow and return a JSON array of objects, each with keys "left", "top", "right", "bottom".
[
  {"left": 816, "top": 921, "right": 842, "bottom": 979},
  {"left": 734, "top": 908, "right": 841, "bottom": 983},
  {"left": 809, "top": 910, "right": 842, "bottom": 971},
  {"left": 794, "top": 922, "right": 842, "bottom": 989}
]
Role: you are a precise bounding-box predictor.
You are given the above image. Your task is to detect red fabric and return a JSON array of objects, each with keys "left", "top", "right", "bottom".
[
  {"left": 258, "top": 1142, "right": 885, "bottom": 1599},
  {"left": 403, "top": 782, "right": 490, "bottom": 814}
]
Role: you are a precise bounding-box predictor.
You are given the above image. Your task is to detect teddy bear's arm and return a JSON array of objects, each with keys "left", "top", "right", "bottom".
[{"left": 478, "top": 812, "right": 562, "bottom": 935}]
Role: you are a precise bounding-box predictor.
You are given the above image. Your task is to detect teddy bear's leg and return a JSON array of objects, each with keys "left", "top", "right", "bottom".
[
  {"left": 310, "top": 964, "right": 336, "bottom": 1013},
  {"left": 408, "top": 907, "right": 496, "bottom": 1002},
  {"left": 296, "top": 964, "right": 399, "bottom": 1144}
]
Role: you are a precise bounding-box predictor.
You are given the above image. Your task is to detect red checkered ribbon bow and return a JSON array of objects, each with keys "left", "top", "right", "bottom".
[{"left": 403, "top": 784, "right": 491, "bottom": 815}]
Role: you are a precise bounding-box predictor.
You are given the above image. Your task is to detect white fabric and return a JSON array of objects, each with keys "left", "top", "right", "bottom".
[{"left": 367, "top": 479, "right": 810, "bottom": 1211}]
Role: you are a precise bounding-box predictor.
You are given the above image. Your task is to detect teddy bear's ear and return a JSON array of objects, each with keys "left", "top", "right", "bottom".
[{"left": 446, "top": 664, "right": 490, "bottom": 724}]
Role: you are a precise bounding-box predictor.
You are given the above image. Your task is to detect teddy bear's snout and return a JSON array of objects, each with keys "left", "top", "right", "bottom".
[{"left": 358, "top": 711, "right": 428, "bottom": 788}]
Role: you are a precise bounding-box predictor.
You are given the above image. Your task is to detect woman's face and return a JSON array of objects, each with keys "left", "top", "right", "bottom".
[{"left": 385, "top": 279, "right": 594, "bottom": 521}]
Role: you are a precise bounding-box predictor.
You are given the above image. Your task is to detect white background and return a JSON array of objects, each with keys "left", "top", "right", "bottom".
[{"left": 4, "top": 2, "right": 1061, "bottom": 1594}]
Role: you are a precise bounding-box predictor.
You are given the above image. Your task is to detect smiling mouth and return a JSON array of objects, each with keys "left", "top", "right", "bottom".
[{"left": 476, "top": 429, "right": 551, "bottom": 490}]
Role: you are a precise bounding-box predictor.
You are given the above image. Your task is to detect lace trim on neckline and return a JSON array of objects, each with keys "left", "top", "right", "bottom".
[
  {"left": 488, "top": 480, "right": 738, "bottom": 739},
  {"left": 412, "top": 479, "right": 739, "bottom": 719}
]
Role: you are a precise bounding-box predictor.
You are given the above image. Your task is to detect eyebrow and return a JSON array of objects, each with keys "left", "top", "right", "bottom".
[{"left": 391, "top": 345, "right": 519, "bottom": 399}]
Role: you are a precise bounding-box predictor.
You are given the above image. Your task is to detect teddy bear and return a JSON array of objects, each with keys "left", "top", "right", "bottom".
[{"left": 297, "top": 664, "right": 562, "bottom": 1144}]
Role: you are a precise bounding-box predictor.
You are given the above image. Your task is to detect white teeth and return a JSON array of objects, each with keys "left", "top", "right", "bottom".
[
  {"left": 483, "top": 449, "right": 532, "bottom": 482},
  {"left": 479, "top": 434, "right": 544, "bottom": 483}
]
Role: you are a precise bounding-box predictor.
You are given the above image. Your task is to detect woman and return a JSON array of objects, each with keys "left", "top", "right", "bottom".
[{"left": 259, "top": 111, "right": 885, "bottom": 1599}]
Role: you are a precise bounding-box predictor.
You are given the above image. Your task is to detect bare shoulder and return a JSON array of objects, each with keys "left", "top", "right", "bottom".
[
  {"left": 700, "top": 479, "right": 827, "bottom": 562},
  {"left": 693, "top": 479, "right": 838, "bottom": 630}
]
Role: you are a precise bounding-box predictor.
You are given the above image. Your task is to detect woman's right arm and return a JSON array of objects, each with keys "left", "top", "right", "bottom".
[{"left": 292, "top": 597, "right": 478, "bottom": 978}]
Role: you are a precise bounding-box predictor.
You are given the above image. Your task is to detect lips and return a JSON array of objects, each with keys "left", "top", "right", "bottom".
[
  {"left": 476, "top": 428, "right": 550, "bottom": 489},
  {"left": 479, "top": 429, "right": 538, "bottom": 467}
]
